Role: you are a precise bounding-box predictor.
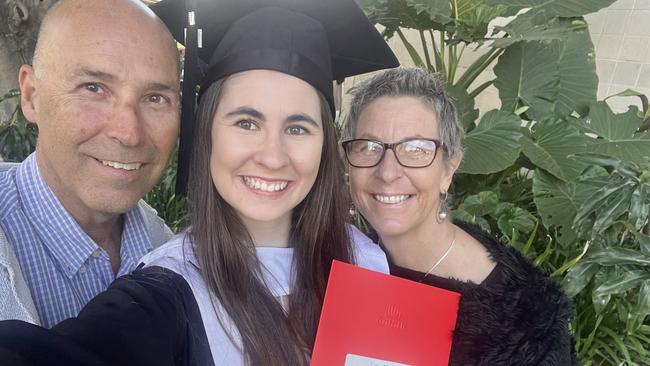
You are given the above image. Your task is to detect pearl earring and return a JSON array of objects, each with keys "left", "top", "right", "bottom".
[{"left": 437, "top": 191, "right": 448, "bottom": 222}]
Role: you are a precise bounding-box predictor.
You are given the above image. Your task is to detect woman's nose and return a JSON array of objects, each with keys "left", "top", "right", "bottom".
[
  {"left": 252, "top": 131, "right": 290, "bottom": 169},
  {"left": 375, "top": 148, "right": 403, "bottom": 183}
]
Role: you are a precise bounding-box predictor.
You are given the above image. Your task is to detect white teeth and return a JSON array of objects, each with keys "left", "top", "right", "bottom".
[
  {"left": 243, "top": 176, "right": 288, "bottom": 192},
  {"left": 373, "top": 194, "right": 411, "bottom": 204},
  {"left": 101, "top": 160, "right": 142, "bottom": 171}
]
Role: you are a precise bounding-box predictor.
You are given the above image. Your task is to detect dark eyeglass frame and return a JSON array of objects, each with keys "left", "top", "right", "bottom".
[{"left": 341, "top": 138, "right": 444, "bottom": 168}]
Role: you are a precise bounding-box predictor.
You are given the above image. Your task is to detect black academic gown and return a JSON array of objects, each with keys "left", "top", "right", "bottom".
[{"left": 0, "top": 266, "right": 213, "bottom": 366}]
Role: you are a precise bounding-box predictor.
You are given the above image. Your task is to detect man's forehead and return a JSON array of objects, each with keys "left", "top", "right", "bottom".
[
  {"left": 45, "top": 1, "right": 172, "bottom": 53},
  {"left": 49, "top": 29, "right": 178, "bottom": 72},
  {"left": 66, "top": 63, "right": 179, "bottom": 90}
]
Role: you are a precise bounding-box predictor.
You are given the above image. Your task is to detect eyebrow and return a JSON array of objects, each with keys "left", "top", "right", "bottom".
[
  {"left": 358, "top": 133, "right": 429, "bottom": 141},
  {"left": 147, "top": 82, "right": 181, "bottom": 94},
  {"left": 71, "top": 68, "right": 180, "bottom": 93},
  {"left": 286, "top": 113, "right": 320, "bottom": 128},
  {"left": 225, "top": 106, "right": 264, "bottom": 120},
  {"left": 72, "top": 68, "right": 116, "bottom": 82},
  {"left": 226, "top": 106, "right": 320, "bottom": 128}
]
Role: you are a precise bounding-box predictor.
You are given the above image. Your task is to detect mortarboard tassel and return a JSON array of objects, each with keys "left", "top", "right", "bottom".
[{"left": 175, "top": 0, "right": 199, "bottom": 195}]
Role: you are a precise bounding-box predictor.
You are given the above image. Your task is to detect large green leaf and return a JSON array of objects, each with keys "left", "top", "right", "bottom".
[
  {"left": 581, "top": 103, "right": 650, "bottom": 166},
  {"left": 562, "top": 260, "right": 600, "bottom": 297},
  {"left": 532, "top": 169, "right": 579, "bottom": 245},
  {"left": 521, "top": 119, "right": 588, "bottom": 182},
  {"left": 582, "top": 102, "right": 642, "bottom": 140},
  {"left": 630, "top": 282, "right": 650, "bottom": 332},
  {"left": 457, "top": 110, "right": 522, "bottom": 174},
  {"left": 593, "top": 270, "right": 650, "bottom": 300},
  {"left": 591, "top": 266, "right": 616, "bottom": 312},
  {"left": 553, "top": 24, "right": 597, "bottom": 118},
  {"left": 405, "top": 0, "right": 452, "bottom": 24},
  {"left": 446, "top": 84, "right": 479, "bottom": 130},
  {"left": 463, "top": 191, "right": 500, "bottom": 217},
  {"left": 455, "top": 0, "right": 483, "bottom": 19},
  {"left": 589, "top": 106, "right": 650, "bottom": 166},
  {"left": 358, "top": 0, "right": 443, "bottom": 34},
  {"left": 453, "top": 0, "right": 507, "bottom": 42},
  {"left": 493, "top": 41, "right": 558, "bottom": 119},
  {"left": 486, "top": 0, "right": 616, "bottom": 17},
  {"left": 587, "top": 248, "right": 650, "bottom": 267},
  {"left": 635, "top": 230, "right": 650, "bottom": 256},
  {"left": 494, "top": 27, "right": 598, "bottom": 120},
  {"left": 574, "top": 180, "right": 636, "bottom": 234},
  {"left": 490, "top": 11, "right": 584, "bottom": 48},
  {"left": 495, "top": 203, "right": 537, "bottom": 235}
]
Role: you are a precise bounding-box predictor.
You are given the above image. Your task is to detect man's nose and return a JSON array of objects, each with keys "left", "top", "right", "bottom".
[{"left": 107, "top": 100, "right": 144, "bottom": 147}]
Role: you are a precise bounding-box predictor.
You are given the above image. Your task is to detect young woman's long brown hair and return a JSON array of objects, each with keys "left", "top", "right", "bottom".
[{"left": 187, "top": 79, "right": 353, "bottom": 365}]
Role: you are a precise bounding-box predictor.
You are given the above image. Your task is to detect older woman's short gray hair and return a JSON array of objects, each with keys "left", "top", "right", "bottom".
[{"left": 344, "top": 67, "right": 464, "bottom": 159}]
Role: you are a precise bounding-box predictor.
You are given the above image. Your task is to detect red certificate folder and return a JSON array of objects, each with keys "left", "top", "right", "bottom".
[{"left": 311, "top": 260, "right": 460, "bottom": 366}]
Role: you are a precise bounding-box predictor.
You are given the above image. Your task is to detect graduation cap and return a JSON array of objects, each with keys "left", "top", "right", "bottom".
[{"left": 151, "top": 0, "right": 399, "bottom": 195}]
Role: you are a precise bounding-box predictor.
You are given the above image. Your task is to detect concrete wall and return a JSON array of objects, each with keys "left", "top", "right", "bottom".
[{"left": 587, "top": 0, "right": 650, "bottom": 112}]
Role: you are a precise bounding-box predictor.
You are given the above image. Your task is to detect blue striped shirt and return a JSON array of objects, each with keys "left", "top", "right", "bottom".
[{"left": 0, "top": 154, "right": 154, "bottom": 328}]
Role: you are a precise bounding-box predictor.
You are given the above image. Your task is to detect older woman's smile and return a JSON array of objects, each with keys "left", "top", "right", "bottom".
[{"left": 372, "top": 194, "right": 412, "bottom": 204}]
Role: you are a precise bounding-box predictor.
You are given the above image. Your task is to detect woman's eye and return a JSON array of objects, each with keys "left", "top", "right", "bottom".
[
  {"left": 286, "top": 125, "right": 308, "bottom": 135},
  {"left": 236, "top": 120, "right": 259, "bottom": 131}
]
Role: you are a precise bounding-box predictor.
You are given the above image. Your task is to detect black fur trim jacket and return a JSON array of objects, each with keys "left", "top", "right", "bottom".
[{"left": 388, "top": 221, "right": 580, "bottom": 366}]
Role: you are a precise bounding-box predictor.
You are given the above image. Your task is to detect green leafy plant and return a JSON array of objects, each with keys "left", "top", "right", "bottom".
[
  {"left": 143, "top": 149, "right": 188, "bottom": 233},
  {"left": 358, "top": 0, "right": 649, "bottom": 364},
  {"left": 0, "top": 89, "right": 37, "bottom": 162}
]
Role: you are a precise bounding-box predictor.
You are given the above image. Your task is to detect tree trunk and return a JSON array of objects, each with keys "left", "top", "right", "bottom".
[{"left": 0, "top": 0, "right": 58, "bottom": 121}]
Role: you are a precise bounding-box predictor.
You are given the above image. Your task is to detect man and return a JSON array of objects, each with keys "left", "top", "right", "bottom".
[{"left": 0, "top": 0, "right": 181, "bottom": 328}]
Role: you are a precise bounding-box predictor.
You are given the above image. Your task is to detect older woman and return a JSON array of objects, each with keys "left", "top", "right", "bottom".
[{"left": 343, "top": 67, "right": 579, "bottom": 366}]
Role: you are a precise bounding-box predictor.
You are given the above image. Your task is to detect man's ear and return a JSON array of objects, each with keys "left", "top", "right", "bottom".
[{"left": 18, "top": 65, "right": 39, "bottom": 125}]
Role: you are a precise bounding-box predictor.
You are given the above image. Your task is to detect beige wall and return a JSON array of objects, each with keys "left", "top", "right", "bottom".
[
  {"left": 587, "top": 0, "right": 650, "bottom": 112},
  {"left": 342, "top": 0, "right": 650, "bottom": 117}
]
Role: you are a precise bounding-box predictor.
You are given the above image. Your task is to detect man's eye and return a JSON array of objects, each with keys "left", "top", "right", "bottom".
[
  {"left": 286, "top": 126, "right": 308, "bottom": 135},
  {"left": 83, "top": 83, "right": 103, "bottom": 93},
  {"left": 236, "top": 120, "right": 259, "bottom": 131},
  {"left": 147, "top": 94, "right": 166, "bottom": 104}
]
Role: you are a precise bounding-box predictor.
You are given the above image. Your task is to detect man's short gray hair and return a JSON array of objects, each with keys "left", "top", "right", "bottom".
[{"left": 344, "top": 67, "right": 464, "bottom": 159}]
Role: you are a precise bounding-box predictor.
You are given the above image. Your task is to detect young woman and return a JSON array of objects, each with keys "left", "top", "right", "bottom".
[{"left": 0, "top": 1, "right": 398, "bottom": 365}]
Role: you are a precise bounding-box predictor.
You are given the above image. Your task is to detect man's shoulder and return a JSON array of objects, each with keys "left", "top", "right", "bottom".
[
  {"left": 0, "top": 162, "right": 21, "bottom": 220},
  {"left": 0, "top": 161, "right": 19, "bottom": 171}
]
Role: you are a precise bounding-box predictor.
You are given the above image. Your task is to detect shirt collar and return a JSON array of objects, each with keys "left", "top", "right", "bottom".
[
  {"left": 117, "top": 206, "right": 152, "bottom": 276},
  {"left": 16, "top": 154, "right": 152, "bottom": 278}
]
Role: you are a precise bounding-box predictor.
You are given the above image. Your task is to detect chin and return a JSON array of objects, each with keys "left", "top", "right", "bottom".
[
  {"left": 88, "top": 191, "right": 143, "bottom": 215},
  {"left": 370, "top": 219, "right": 411, "bottom": 238},
  {"left": 236, "top": 205, "right": 291, "bottom": 225}
]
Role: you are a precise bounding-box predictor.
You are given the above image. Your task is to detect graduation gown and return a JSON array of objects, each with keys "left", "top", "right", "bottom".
[{"left": 0, "top": 227, "right": 388, "bottom": 366}]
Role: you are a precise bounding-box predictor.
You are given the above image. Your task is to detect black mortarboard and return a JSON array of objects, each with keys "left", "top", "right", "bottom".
[{"left": 151, "top": 0, "right": 399, "bottom": 195}]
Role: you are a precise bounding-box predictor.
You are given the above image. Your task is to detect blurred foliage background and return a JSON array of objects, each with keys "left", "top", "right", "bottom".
[
  {"left": 1, "top": 0, "right": 649, "bottom": 364},
  {"left": 354, "top": 0, "right": 650, "bottom": 365}
]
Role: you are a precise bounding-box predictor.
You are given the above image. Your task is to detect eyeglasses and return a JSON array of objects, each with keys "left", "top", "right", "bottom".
[{"left": 341, "top": 138, "right": 443, "bottom": 168}]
